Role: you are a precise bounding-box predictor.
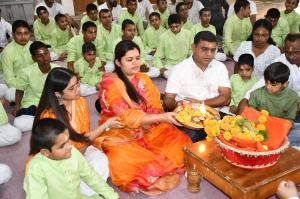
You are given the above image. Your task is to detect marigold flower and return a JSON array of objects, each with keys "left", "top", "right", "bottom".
[
  {"left": 255, "top": 134, "right": 264, "bottom": 142},
  {"left": 223, "top": 131, "right": 232, "bottom": 141},
  {"left": 256, "top": 124, "right": 266, "bottom": 131},
  {"left": 261, "top": 110, "right": 269, "bottom": 117},
  {"left": 258, "top": 115, "right": 267, "bottom": 124}
]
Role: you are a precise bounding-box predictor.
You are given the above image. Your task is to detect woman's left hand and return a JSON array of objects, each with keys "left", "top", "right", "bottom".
[
  {"left": 160, "top": 112, "right": 182, "bottom": 126},
  {"left": 105, "top": 117, "right": 125, "bottom": 129}
]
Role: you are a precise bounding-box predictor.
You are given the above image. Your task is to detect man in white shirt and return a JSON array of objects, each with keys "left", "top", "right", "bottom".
[
  {"left": 0, "top": 9, "right": 12, "bottom": 51},
  {"left": 164, "top": 31, "right": 231, "bottom": 142},
  {"left": 98, "top": 0, "right": 122, "bottom": 23},
  {"left": 137, "top": 0, "right": 154, "bottom": 22},
  {"left": 34, "top": 0, "right": 78, "bottom": 29},
  {"left": 183, "top": 0, "right": 204, "bottom": 24},
  {"left": 227, "top": 0, "right": 257, "bottom": 24}
]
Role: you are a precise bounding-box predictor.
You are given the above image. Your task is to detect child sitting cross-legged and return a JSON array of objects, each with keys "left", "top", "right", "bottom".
[
  {"left": 230, "top": 53, "right": 257, "bottom": 114},
  {"left": 74, "top": 42, "right": 103, "bottom": 96},
  {"left": 24, "top": 118, "right": 119, "bottom": 199}
]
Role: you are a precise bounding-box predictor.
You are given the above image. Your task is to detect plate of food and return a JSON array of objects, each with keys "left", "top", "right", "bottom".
[{"left": 175, "top": 103, "right": 220, "bottom": 129}]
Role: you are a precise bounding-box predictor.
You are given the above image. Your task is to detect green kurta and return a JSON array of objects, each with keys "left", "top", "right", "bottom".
[
  {"left": 33, "top": 18, "right": 56, "bottom": 45},
  {"left": 143, "top": 25, "right": 166, "bottom": 53},
  {"left": 182, "top": 19, "right": 193, "bottom": 31},
  {"left": 280, "top": 10, "right": 300, "bottom": 33},
  {"left": 223, "top": 14, "right": 252, "bottom": 55},
  {"left": 230, "top": 74, "right": 257, "bottom": 106},
  {"left": 249, "top": 87, "right": 298, "bottom": 121},
  {"left": 155, "top": 9, "right": 170, "bottom": 28},
  {"left": 0, "top": 102, "right": 8, "bottom": 125},
  {"left": 271, "top": 17, "right": 290, "bottom": 48},
  {"left": 118, "top": 10, "right": 145, "bottom": 36},
  {"left": 97, "top": 23, "right": 122, "bottom": 61},
  {"left": 51, "top": 26, "right": 72, "bottom": 54},
  {"left": 74, "top": 57, "right": 103, "bottom": 86},
  {"left": 24, "top": 146, "right": 119, "bottom": 199},
  {"left": 1, "top": 40, "right": 34, "bottom": 88},
  {"left": 66, "top": 35, "right": 105, "bottom": 63},
  {"left": 190, "top": 23, "right": 216, "bottom": 37},
  {"left": 153, "top": 29, "right": 191, "bottom": 69},
  {"left": 80, "top": 15, "right": 101, "bottom": 27},
  {"left": 113, "top": 36, "right": 147, "bottom": 65},
  {"left": 16, "top": 63, "right": 58, "bottom": 108}
]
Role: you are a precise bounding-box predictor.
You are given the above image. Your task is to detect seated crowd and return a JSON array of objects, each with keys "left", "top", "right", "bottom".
[{"left": 0, "top": 0, "right": 300, "bottom": 198}]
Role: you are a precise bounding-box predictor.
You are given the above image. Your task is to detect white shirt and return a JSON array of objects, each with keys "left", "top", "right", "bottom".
[
  {"left": 166, "top": 56, "right": 231, "bottom": 110},
  {"left": 0, "top": 17, "right": 12, "bottom": 48},
  {"left": 188, "top": 0, "right": 204, "bottom": 24},
  {"left": 244, "top": 54, "right": 300, "bottom": 99},
  {"left": 137, "top": 0, "right": 154, "bottom": 21},
  {"left": 227, "top": 0, "right": 257, "bottom": 18},
  {"left": 35, "top": 2, "right": 66, "bottom": 18},
  {"left": 234, "top": 41, "right": 281, "bottom": 79},
  {"left": 167, "top": 0, "right": 178, "bottom": 14},
  {"left": 98, "top": 2, "right": 122, "bottom": 23}
]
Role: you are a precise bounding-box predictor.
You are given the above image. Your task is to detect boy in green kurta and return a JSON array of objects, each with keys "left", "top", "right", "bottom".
[
  {"left": 281, "top": 0, "right": 300, "bottom": 33},
  {"left": 191, "top": 8, "right": 216, "bottom": 38},
  {"left": 230, "top": 54, "right": 257, "bottom": 114},
  {"left": 67, "top": 21, "right": 105, "bottom": 71},
  {"left": 33, "top": 6, "right": 56, "bottom": 45},
  {"left": 80, "top": 3, "right": 101, "bottom": 29},
  {"left": 223, "top": 0, "right": 252, "bottom": 55},
  {"left": 74, "top": 43, "right": 102, "bottom": 96},
  {"left": 176, "top": 2, "right": 193, "bottom": 31},
  {"left": 249, "top": 62, "right": 298, "bottom": 121},
  {"left": 143, "top": 12, "right": 166, "bottom": 58},
  {"left": 24, "top": 118, "right": 119, "bottom": 199},
  {"left": 1, "top": 20, "right": 34, "bottom": 102},
  {"left": 98, "top": 9, "right": 122, "bottom": 72},
  {"left": 155, "top": 0, "right": 170, "bottom": 28},
  {"left": 265, "top": 8, "right": 290, "bottom": 49},
  {"left": 14, "top": 41, "right": 59, "bottom": 117},
  {"left": 118, "top": 0, "right": 144, "bottom": 36},
  {"left": 153, "top": 14, "right": 191, "bottom": 78},
  {"left": 51, "top": 14, "right": 72, "bottom": 61}
]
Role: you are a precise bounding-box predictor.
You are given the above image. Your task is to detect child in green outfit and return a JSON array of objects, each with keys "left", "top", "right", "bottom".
[
  {"left": 74, "top": 42, "right": 103, "bottom": 96},
  {"left": 155, "top": 0, "right": 170, "bottom": 28},
  {"left": 81, "top": 3, "right": 100, "bottom": 28},
  {"left": 230, "top": 54, "right": 257, "bottom": 114},
  {"left": 281, "top": 0, "right": 300, "bottom": 33}
]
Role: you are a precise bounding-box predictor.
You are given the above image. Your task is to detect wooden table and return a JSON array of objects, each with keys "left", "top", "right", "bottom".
[{"left": 184, "top": 140, "right": 300, "bottom": 199}]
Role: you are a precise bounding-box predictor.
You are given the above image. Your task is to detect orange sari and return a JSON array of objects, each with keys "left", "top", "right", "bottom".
[
  {"left": 93, "top": 73, "right": 192, "bottom": 193},
  {"left": 41, "top": 97, "right": 90, "bottom": 150}
]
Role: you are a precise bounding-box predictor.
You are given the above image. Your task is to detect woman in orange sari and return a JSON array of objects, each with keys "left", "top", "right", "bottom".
[
  {"left": 33, "top": 67, "right": 123, "bottom": 196},
  {"left": 93, "top": 41, "right": 192, "bottom": 195}
]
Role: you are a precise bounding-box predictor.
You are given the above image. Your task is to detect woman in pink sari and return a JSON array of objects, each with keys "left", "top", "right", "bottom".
[{"left": 93, "top": 40, "right": 192, "bottom": 195}]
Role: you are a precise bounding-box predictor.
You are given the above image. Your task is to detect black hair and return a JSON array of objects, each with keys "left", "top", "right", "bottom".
[
  {"left": 199, "top": 7, "right": 211, "bottom": 16},
  {"left": 29, "top": 41, "right": 51, "bottom": 56},
  {"left": 127, "top": 0, "right": 137, "bottom": 5},
  {"left": 86, "top": 3, "right": 98, "bottom": 13},
  {"left": 54, "top": 13, "right": 66, "bottom": 22},
  {"left": 264, "top": 62, "right": 290, "bottom": 84},
  {"left": 114, "top": 40, "right": 146, "bottom": 105},
  {"left": 99, "top": 8, "right": 110, "bottom": 15},
  {"left": 193, "top": 31, "right": 217, "bottom": 45},
  {"left": 168, "top": 14, "right": 181, "bottom": 26},
  {"left": 12, "top": 20, "right": 30, "bottom": 33},
  {"left": 149, "top": 12, "right": 161, "bottom": 20},
  {"left": 247, "top": 19, "right": 276, "bottom": 45},
  {"left": 82, "top": 21, "right": 97, "bottom": 32},
  {"left": 36, "top": 6, "right": 48, "bottom": 16},
  {"left": 82, "top": 42, "right": 96, "bottom": 54},
  {"left": 266, "top": 8, "right": 280, "bottom": 19},
  {"left": 238, "top": 53, "right": 254, "bottom": 68},
  {"left": 285, "top": 33, "right": 300, "bottom": 42},
  {"left": 34, "top": 68, "right": 90, "bottom": 144},
  {"left": 176, "top": 2, "right": 186, "bottom": 13},
  {"left": 122, "top": 19, "right": 135, "bottom": 31},
  {"left": 234, "top": 0, "right": 250, "bottom": 14},
  {"left": 30, "top": 118, "right": 66, "bottom": 155}
]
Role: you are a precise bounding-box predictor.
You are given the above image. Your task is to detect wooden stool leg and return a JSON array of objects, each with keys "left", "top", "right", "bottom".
[{"left": 187, "top": 170, "right": 201, "bottom": 193}]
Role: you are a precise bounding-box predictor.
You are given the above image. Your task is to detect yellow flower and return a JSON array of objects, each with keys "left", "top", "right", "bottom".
[
  {"left": 258, "top": 115, "right": 267, "bottom": 124},
  {"left": 261, "top": 110, "right": 269, "bottom": 117},
  {"left": 231, "top": 126, "right": 242, "bottom": 135},
  {"left": 256, "top": 124, "right": 266, "bottom": 131},
  {"left": 223, "top": 131, "right": 232, "bottom": 141},
  {"left": 220, "top": 122, "right": 230, "bottom": 131},
  {"left": 255, "top": 134, "right": 264, "bottom": 142},
  {"left": 222, "top": 115, "right": 234, "bottom": 123},
  {"left": 262, "top": 145, "right": 269, "bottom": 150}
]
